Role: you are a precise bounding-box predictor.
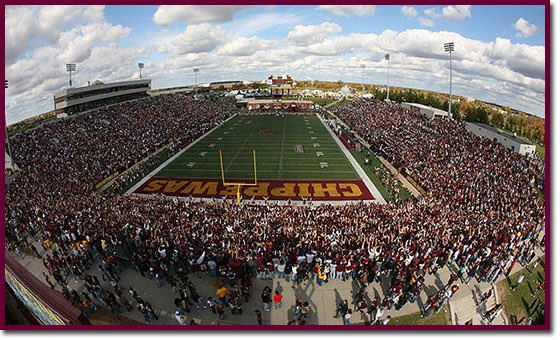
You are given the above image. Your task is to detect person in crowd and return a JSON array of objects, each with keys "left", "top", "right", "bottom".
[{"left": 5, "top": 96, "right": 544, "bottom": 325}]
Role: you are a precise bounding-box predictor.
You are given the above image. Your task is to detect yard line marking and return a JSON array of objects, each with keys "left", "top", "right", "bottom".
[
  {"left": 186, "top": 162, "right": 196, "bottom": 168},
  {"left": 316, "top": 112, "right": 386, "bottom": 203},
  {"left": 209, "top": 143, "right": 216, "bottom": 148},
  {"left": 161, "top": 170, "right": 357, "bottom": 173},
  {"left": 319, "top": 162, "right": 329, "bottom": 168},
  {"left": 224, "top": 116, "right": 259, "bottom": 173},
  {"left": 316, "top": 151, "right": 324, "bottom": 157},
  {"left": 125, "top": 113, "right": 238, "bottom": 195},
  {"left": 313, "top": 143, "right": 320, "bottom": 148},
  {"left": 167, "top": 162, "right": 353, "bottom": 167},
  {"left": 199, "top": 152, "right": 207, "bottom": 157}
]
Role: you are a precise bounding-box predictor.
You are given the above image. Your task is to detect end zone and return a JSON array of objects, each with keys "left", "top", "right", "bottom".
[{"left": 133, "top": 177, "right": 375, "bottom": 201}]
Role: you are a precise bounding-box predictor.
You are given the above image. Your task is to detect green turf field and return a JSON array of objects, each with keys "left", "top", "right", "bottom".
[{"left": 156, "top": 114, "right": 360, "bottom": 181}]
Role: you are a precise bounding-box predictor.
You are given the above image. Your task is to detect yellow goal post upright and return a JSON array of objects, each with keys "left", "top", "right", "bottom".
[{"left": 218, "top": 148, "right": 258, "bottom": 204}]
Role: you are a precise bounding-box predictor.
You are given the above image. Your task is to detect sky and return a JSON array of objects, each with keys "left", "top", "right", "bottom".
[{"left": 4, "top": 4, "right": 546, "bottom": 124}]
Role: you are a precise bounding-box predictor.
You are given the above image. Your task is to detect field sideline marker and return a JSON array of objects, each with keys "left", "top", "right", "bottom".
[
  {"left": 316, "top": 113, "right": 386, "bottom": 204},
  {"left": 125, "top": 114, "right": 238, "bottom": 195}
]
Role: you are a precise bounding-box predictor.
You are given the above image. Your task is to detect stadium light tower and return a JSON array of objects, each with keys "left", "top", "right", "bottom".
[
  {"left": 360, "top": 64, "right": 365, "bottom": 92},
  {"left": 385, "top": 54, "right": 390, "bottom": 101},
  {"left": 66, "top": 63, "right": 76, "bottom": 87},
  {"left": 5, "top": 80, "right": 15, "bottom": 172},
  {"left": 138, "top": 62, "right": 144, "bottom": 79},
  {"left": 193, "top": 68, "right": 200, "bottom": 86},
  {"left": 444, "top": 42, "right": 454, "bottom": 120}
]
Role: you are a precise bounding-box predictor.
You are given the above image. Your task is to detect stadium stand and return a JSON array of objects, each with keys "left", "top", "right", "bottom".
[{"left": 5, "top": 95, "right": 544, "bottom": 325}]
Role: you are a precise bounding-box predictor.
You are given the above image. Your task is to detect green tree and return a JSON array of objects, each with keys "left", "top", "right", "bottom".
[{"left": 490, "top": 111, "right": 505, "bottom": 128}]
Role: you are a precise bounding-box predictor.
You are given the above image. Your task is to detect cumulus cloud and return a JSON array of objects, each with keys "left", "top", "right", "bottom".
[
  {"left": 226, "top": 12, "right": 304, "bottom": 37},
  {"left": 5, "top": 5, "right": 106, "bottom": 65},
  {"left": 419, "top": 18, "right": 435, "bottom": 27},
  {"left": 153, "top": 5, "right": 248, "bottom": 25},
  {"left": 57, "top": 23, "right": 131, "bottom": 63},
  {"left": 401, "top": 6, "right": 418, "bottom": 18},
  {"left": 514, "top": 17, "right": 539, "bottom": 38},
  {"left": 301, "top": 33, "right": 377, "bottom": 56},
  {"left": 218, "top": 36, "right": 276, "bottom": 56},
  {"left": 5, "top": 5, "right": 143, "bottom": 123},
  {"left": 284, "top": 28, "right": 543, "bottom": 115},
  {"left": 5, "top": 6, "right": 545, "bottom": 123},
  {"left": 425, "top": 5, "right": 472, "bottom": 22},
  {"left": 286, "top": 22, "right": 342, "bottom": 46},
  {"left": 164, "top": 23, "right": 226, "bottom": 55},
  {"left": 317, "top": 5, "right": 376, "bottom": 17}
]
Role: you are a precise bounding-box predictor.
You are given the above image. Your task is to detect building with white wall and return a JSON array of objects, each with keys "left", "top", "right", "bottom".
[
  {"left": 465, "top": 122, "right": 536, "bottom": 156},
  {"left": 401, "top": 102, "right": 449, "bottom": 119}
]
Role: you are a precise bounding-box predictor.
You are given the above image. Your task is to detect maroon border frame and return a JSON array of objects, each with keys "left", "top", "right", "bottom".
[{"left": 1, "top": 0, "right": 551, "bottom": 332}]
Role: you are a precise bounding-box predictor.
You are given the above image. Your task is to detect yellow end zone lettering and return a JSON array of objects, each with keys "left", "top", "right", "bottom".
[
  {"left": 163, "top": 180, "right": 190, "bottom": 194},
  {"left": 270, "top": 183, "right": 296, "bottom": 197},
  {"left": 339, "top": 183, "right": 362, "bottom": 197},
  {"left": 296, "top": 183, "right": 312, "bottom": 197},
  {"left": 142, "top": 179, "right": 167, "bottom": 193},
  {"left": 220, "top": 185, "right": 238, "bottom": 196},
  {"left": 311, "top": 183, "right": 341, "bottom": 197},
  {"left": 244, "top": 183, "right": 270, "bottom": 197},
  {"left": 181, "top": 181, "right": 219, "bottom": 195}
]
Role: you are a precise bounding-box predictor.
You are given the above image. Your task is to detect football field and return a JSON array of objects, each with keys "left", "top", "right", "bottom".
[{"left": 131, "top": 114, "right": 383, "bottom": 202}]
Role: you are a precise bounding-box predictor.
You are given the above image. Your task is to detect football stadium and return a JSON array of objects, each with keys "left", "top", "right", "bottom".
[
  {"left": 3, "top": 4, "right": 547, "bottom": 330},
  {"left": 130, "top": 113, "right": 383, "bottom": 203}
]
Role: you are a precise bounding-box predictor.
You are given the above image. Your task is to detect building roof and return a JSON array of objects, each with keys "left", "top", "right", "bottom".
[
  {"left": 469, "top": 122, "right": 533, "bottom": 145},
  {"left": 237, "top": 99, "right": 314, "bottom": 105},
  {"left": 209, "top": 80, "right": 243, "bottom": 85},
  {"left": 55, "top": 79, "right": 151, "bottom": 99},
  {"left": 402, "top": 102, "right": 448, "bottom": 116}
]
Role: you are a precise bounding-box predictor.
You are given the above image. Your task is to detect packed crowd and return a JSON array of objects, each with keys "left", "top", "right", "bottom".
[{"left": 5, "top": 95, "right": 545, "bottom": 325}]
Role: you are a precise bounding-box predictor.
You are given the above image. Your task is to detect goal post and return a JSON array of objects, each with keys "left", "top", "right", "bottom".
[{"left": 218, "top": 148, "right": 258, "bottom": 204}]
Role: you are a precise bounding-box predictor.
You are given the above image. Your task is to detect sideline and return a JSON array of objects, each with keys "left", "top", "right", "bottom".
[
  {"left": 125, "top": 114, "right": 238, "bottom": 195},
  {"left": 316, "top": 113, "right": 386, "bottom": 204}
]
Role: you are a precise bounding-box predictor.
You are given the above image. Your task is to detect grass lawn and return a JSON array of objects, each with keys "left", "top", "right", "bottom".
[
  {"left": 349, "top": 146, "right": 413, "bottom": 203},
  {"left": 156, "top": 114, "right": 360, "bottom": 181},
  {"left": 326, "top": 98, "right": 349, "bottom": 110},
  {"left": 390, "top": 304, "right": 451, "bottom": 325},
  {"left": 535, "top": 144, "right": 544, "bottom": 157},
  {"left": 496, "top": 258, "right": 545, "bottom": 325}
]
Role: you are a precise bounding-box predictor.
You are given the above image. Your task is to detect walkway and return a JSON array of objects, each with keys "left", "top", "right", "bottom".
[{"left": 10, "top": 236, "right": 542, "bottom": 326}]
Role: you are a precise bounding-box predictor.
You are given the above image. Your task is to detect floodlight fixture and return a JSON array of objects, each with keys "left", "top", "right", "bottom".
[
  {"left": 66, "top": 63, "right": 77, "bottom": 87},
  {"left": 385, "top": 54, "right": 390, "bottom": 101},
  {"left": 4, "top": 79, "right": 15, "bottom": 171},
  {"left": 360, "top": 64, "right": 366, "bottom": 92},
  {"left": 444, "top": 42, "right": 454, "bottom": 120},
  {"left": 138, "top": 62, "right": 144, "bottom": 79},
  {"left": 193, "top": 68, "right": 200, "bottom": 86}
]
